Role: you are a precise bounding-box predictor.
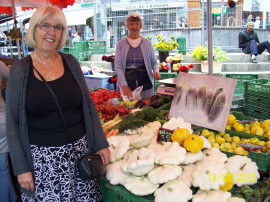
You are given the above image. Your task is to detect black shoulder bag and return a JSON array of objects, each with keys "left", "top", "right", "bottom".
[{"left": 31, "top": 62, "right": 103, "bottom": 180}]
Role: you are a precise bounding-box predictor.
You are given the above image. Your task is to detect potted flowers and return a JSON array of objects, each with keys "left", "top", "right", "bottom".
[
  {"left": 172, "top": 64, "right": 194, "bottom": 73},
  {"left": 159, "top": 62, "right": 170, "bottom": 72},
  {"left": 147, "top": 35, "right": 179, "bottom": 62},
  {"left": 166, "top": 53, "right": 184, "bottom": 69},
  {"left": 191, "top": 44, "right": 230, "bottom": 73}
]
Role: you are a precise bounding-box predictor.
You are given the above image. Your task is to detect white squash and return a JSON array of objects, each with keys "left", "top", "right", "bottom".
[
  {"left": 141, "top": 121, "right": 161, "bottom": 136},
  {"left": 182, "top": 151, "right": 203, "bottom": 164},
  {"left": 162, "top": 117, "right": 193, "bottom": 134},
  {"left": 121, "top": 147, "right": 155, "bottom": 176},
  {"left": 155, "top": 180, "right": 192, "bottom": 202},
  {"left": 107, "top": 136, "right": 130, "bottom": 162},
  {"left": 192, "top": 160, "right": 227, "bottom": 190},
  {"left": 228, "top": 197, "right": 246, "bottom": 202},
  {"left": 124, "top": 175, "right": 159, "bottom": 196},
  {"left": 105, "top": 159, "right": 131, "bottom": 185},
  {"left": 177, "top": 164, "right": 196, "bottom": 187},
  {"left": 225, "top": 155, "right": 260, "bottom": 187},
  {"left": 192, "top": 190, "right": 231, "bottom": 202},
  {"left": 147, "top": 165, "right": 182, "bottom": 184},
  {"left": 129, "top": 130, "right": 156, "bottom": 149},
  {"left": 148, "top": 141, "right": 186, "bottom": 165},
  {"left": 197, "top": 147, "right": 228, "bottom": 165},
  {"left": 200, "top": 136, "right": 212, "bottom": 149}
]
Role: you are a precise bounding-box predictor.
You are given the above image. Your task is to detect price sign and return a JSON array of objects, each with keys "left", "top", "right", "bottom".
[{"left": 157, "top": 128, "right": 174, "bottom": 142}]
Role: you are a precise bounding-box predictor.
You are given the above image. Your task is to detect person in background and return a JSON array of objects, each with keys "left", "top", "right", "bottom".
[
  {"left": 239, "top": 21, "right": 270, "bottom": 63},
  {"left": 115, "top": 13, "right": 160, "bottom": 99},
  {"left": 254, "top": 16, "right": 261, "bottom": 28},
  {"left": 246, "top": 14, "right": 253, "bottom": 24},
  {"left": 6, "top": 5, "right": 110, "bottom": 201},
  {"left": 108, "top": 25, "right": 115, "bottom": 48},
  {"left": 0, "top": 61, "right": 16, "bottom": 202}
]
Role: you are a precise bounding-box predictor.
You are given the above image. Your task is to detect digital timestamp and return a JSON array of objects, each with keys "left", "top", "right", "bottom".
[{"left": 208, "top": 173, "right": 257, "bottom": 182}]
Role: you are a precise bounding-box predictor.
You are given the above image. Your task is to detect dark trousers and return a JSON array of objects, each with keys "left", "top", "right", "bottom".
[
  {"left": 243, "top": 40, "right": 270, "bottom": 56},
  {"left": 110, "top": 36, "right": 114, "bottom": 48}
]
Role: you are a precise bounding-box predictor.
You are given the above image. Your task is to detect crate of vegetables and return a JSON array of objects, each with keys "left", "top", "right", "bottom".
[
  {"left": 99, "top": 176, "right": 154, "bottom": 202},
  {"left": 244, "top": 78, "right": 270, "bottom": 97},
  {"left": 194, "top": 128, "right": 270, "bottom": 173}
]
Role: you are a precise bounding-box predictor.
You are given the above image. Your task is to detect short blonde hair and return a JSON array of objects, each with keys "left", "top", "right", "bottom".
[
  {"left": 124, "top": 13, "right": 144, "bottom": 29},
  {"left": 25, "top": 5, "right": 67, "bottom": 50}
]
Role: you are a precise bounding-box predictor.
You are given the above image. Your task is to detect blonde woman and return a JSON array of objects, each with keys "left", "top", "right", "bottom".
[{"left": 6, "top": 5, "right": 110, "bottom": 201}]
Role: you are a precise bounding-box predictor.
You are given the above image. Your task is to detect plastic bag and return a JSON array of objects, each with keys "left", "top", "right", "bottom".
[{"left": 121, "top": 86, "right": 143, "bottom": 101}]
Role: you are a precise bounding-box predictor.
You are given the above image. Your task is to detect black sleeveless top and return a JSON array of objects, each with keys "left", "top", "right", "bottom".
[{"left": 26, "top": 56, "right": 85, "bottom": 146}]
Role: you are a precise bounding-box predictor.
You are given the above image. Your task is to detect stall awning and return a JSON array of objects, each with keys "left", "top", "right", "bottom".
[
  {"left": 64, "top": 9, "right": 93, "bottom": 26},
  {"left": 1, "top": 0, "right": 49, "bottom": 7}
]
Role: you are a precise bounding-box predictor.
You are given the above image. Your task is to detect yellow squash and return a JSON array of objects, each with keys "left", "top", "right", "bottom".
[
  {"left": 171, "top": 128, "right": 190, "bottom": 146},
  {"left": 184, "top": 134, "right": 203, "bottom": 153}
]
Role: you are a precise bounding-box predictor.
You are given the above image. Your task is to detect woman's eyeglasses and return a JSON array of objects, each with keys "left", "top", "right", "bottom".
[{"left": 39, "top": 23, "right": 64, "bottom": 32}]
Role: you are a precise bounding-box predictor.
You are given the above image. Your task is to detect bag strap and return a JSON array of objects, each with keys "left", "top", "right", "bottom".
[{"left": 29, "top": 55, "right": 78, "bottom": 156}]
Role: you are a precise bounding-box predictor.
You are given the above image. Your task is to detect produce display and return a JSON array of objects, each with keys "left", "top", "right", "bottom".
[
  {"left": 102, "top": 115, "right": 269, "bottom": 202},
  {"left": 87, "top": 87, "right": 270, "bottom": 201},
  {"left": 197, "top": 129, "right": 270, "bottom": 155},
  {"left": 227, "top": 113, "right": 270, "bottom": 139}
]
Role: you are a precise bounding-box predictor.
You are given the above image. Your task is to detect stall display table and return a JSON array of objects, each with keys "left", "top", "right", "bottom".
[{"left": 84, "top": 75, "right": 114, "bottom": 90}]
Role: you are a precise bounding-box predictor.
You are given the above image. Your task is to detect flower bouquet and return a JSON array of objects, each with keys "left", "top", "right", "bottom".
[
  {"left": 159, "top": 62, "right": 170, "bottom": 72},
  {"left": 148, "top": 35, "right": 179, "bottom": 52},
  {"left": 102, "top": 55, "right": 115, "bottom": 62},
  {"left": 107, "top": 75, "right": 118, "bottom": 84},
  {"left": 172, "top": 64, "right": 194, "bottom": 73}
]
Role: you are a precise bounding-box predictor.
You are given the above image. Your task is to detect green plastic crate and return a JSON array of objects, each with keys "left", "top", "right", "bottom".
[
  {"left": 99, "top": 176, "right": 154, "bottom": 202},
  {"left": 226, "top": 74, "right": 258, "bottom": 95},
  {"left": 194, "top": 128, "right": 270, "bottom": 172},
  {"left": 243, "top": 106, "right": 270, "bottom": 120},
  {"left": 244, "top": 93, "right": 270, "bottom": 110},
  {"left": 62, "top": 47, "right": 70, "bottom": 54},
  {"left": 231, "top": 99, "right": 245, "bottom": 112},
  {"left": 86, "top": 41, "right": 107, "bottom": 55},
  {"left": 176, "top": 37, "right": 186, "bottom": 55},
  {"left": 244, "top": 78, "right": 270, "bottom": 97}
]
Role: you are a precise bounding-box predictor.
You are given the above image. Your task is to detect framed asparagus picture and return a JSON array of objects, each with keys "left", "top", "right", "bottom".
[{"left": 169, "top": 72, "right": 236, "bottom": 132}]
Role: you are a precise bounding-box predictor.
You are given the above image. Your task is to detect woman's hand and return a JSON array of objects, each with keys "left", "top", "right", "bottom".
[
  {"left": 17, "top": 172, "right": 35, "bottom": 191},
  {"left": 122, "top": 85, "right": 133, "bottom": 98},
  {"left": 154, "top": 72, "right": 161, "bottom": 80},
  {"left": 97, "top": 148, "right": 111, "bottom": 165}
]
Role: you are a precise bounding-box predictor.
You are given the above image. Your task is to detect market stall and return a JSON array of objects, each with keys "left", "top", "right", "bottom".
[{"left": 91, "top": 72, "right": 270, "bottom": 202}]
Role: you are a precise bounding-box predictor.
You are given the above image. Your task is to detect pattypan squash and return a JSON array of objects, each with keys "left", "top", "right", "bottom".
[
  {"left": 141, "top": 121, "right": 161, "bottom": 136},
  {"left": 154, "top": 180, "right": 192, "bottom": 202},
  {"left": 198, "top": 147, "right": 228, "bottom": 165},
  {"left": 219, "top": 172, "right": 234, "bottom": 191},
  {"left": 148, "top": 141, "right": 186, "bottom": 165},
  {"left": 184, "top": 134, "right": 204, "bottom": 153},
  {"left": 147, "top": 165, "right": 182, "bottom": 184},
  {"left": 192, "top": 160, "right": 227, "bottom": 190},
  {"left": 225, "top": 155, "right": 260, "bottom": 187},
  {"left": 171, "top": 128, "right": 190, "bottom": 146},
  {"left": 108, "top": 136, "right": 130, "bottom": 162},
  {"left": 177, "top": 164, "right": 196, "bottom": 187},
  {"left": 192, "top": 190, "right": 231, "bottom": 202},
  {"left": 106, "top": 159, "right": 131, "bottom": 185},
  {"left": 200, "top": 136, "right": 212, "bottom": 149},
  {"left": 182, "top": 151, "right": 203, "bottom": 164},
  {"left": 162, "top": 117, "right": 193, "bottom": 134},
  {"left": 121, "top": 147, "right": 155, "bottom": 176},
  {"left": 124, "top": 175, "right": 159, "bottom": 196},
  {"left": 129, "top": 130, "right": 156, "bottom": 149}
]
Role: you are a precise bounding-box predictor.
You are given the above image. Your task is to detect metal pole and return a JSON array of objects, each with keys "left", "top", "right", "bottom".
[
  {"left": 207, "top": 0, "right": 213, "bottom": 75},
  {"left": 94, "top": 0, "right": 97, "bottom": 41},
  {"left": 201, "top": 0, "right": 205, "bottom": 45},
  {"left": 11, "top": 0, "right": 21, "bottom": 59},
  {"left": 221, "top": 0, "right": 224, "bottom": 26}
]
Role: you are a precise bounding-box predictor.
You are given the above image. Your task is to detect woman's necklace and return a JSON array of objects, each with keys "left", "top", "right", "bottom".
[{"left": 32, "top": 52, "right": 57, "bottom": 80}]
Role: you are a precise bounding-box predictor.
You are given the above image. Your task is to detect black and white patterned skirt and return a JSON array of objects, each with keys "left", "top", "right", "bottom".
[{"left": 22, "top": 136, "right": 102, "bottom": 202}]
